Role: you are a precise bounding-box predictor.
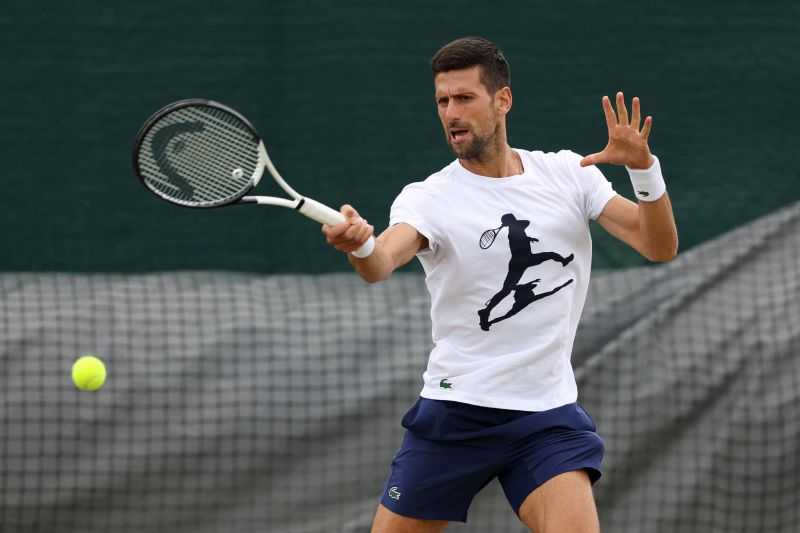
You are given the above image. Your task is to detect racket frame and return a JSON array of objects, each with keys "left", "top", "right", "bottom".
[
  {"left": 479, "top": 226, "right": 502, "bottom": 249},
  {"left": 133, "top": 98, "right": 374, "bottom": 256}
]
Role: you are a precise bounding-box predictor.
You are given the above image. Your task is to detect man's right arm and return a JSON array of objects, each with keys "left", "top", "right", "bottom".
[{"left": 322, "top": 204, "right": 428, "bottom": 284}]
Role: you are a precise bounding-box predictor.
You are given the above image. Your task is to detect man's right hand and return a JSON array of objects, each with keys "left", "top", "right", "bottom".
[{"left": 322, "top": 204, "right": 374, "bottom": 255}]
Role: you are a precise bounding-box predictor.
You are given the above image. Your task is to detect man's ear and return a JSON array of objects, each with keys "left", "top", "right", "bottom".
[{"left": 495, "top": 86, "right": 513, "bottom": 115}]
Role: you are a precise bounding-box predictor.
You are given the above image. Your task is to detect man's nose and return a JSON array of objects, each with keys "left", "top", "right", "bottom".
[{"left": 443, "top": 100, "right": 460, "bottom": 123}]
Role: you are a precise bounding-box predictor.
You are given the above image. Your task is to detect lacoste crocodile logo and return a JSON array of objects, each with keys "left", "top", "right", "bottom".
[{"left": 439, "top": 378, "right": 453, "bottom": 390}]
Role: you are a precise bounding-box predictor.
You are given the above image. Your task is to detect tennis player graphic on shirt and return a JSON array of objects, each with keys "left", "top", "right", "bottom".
[
  {"left": 322, "top": 36, "right": 677, "bottom": 533},
  {"left": 478, "top": 212, "right": 574, "bottom": 331}
]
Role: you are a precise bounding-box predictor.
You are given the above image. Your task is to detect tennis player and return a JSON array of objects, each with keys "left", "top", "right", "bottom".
[{"left": 323, "top": 36, "right": 677, "bottom": 533}]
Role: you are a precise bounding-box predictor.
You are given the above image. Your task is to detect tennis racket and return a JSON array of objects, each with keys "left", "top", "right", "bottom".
[
  {"left": 132, "top": 98, "right": 375, "bottom": 258},
  {"left": 479, "top": 226, "right": 503, "bottom": 249}
]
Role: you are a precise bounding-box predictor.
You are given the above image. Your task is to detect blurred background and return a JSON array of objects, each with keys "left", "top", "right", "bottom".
[{"left": 1, "top": 1, "right": 798, "bottom": 532}]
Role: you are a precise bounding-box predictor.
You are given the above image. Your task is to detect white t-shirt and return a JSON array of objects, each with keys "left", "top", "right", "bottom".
[{"left": 389, "top": 148, "right": 616, "bottom": 411}]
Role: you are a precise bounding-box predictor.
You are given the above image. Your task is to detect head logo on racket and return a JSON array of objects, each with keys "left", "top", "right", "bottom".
[{"left": 148, "top": 120, "right": 207, "bottom": 199}]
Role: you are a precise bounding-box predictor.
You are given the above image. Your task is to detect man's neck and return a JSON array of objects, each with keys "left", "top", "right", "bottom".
[{"left": 459, "top": 144, "right": 523, "bottom": 178}]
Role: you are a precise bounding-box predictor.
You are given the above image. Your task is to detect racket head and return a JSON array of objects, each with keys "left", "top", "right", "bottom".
[
  {"left": 133, "top": 99, "right": 266, "bottom": 208},
  {"left": 479, "top": 227, "right": 500, "bottom": 249}
]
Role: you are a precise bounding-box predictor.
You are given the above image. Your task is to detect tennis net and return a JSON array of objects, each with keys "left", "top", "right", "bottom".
[{"left": 1, "top": 202, "right": 799, "bottom": 532}]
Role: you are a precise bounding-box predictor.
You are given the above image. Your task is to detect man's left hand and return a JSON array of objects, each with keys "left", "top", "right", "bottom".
[{"left": 580, "top": 92, "right": 654, "bottom": 169}]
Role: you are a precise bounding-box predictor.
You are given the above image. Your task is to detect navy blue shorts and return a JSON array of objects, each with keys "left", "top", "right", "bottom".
[{"left": 380, "top": 398, "right": 603, "bottom": 522}]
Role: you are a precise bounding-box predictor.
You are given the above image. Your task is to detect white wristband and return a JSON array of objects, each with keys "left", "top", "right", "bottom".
[
  {"left": 626, "top": 155, "right": 666, "bottom": 202},
  {"left": 350, "top": 236, "right": 375, "bottom": 258}
]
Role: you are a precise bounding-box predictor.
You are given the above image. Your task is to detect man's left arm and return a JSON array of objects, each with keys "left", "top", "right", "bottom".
[
  {"left": 595, "top": 191, "right": 677, "bottom": 262},
  {"left": 580, "top": 92, "right": 678, "bottom": 262}
]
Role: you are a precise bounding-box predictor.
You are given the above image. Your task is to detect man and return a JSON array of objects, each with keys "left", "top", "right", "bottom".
[{"left": 323, "top": 36, "right": 677, "bottom": 533}]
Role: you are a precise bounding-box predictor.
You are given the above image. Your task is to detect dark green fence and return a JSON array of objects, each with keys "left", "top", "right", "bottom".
[{"left": 2, "top": 1, "right": 797, "bottom": 272}]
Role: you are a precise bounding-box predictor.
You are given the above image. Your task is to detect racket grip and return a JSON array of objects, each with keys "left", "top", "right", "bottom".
[
  {"left": 298, "top": 197, "right": 375, "bottom": 258},
  {"left": 298, "top": 197, "right": 347, "bottom": 225}
]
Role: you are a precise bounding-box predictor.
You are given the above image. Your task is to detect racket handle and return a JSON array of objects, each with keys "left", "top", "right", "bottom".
[{"left": 298, "top": 197, "right": 375, "bottom": 258}]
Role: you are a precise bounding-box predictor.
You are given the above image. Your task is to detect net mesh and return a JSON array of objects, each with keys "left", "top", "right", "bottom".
[
  {"left": 1, "top": 202, "right": 799, "bottom": 532},
  {"left": 136, "top": 103, "right": 260, "bottom": 207}
]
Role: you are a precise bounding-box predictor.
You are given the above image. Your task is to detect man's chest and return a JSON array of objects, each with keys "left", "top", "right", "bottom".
[{"left": 435, "top": 182, "right": 588, "bottom": 260}]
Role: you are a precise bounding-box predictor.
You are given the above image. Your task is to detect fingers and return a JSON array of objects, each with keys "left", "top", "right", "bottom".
[
  {"left": 641, "top": 115, "right": 653, "bottom": 141},
  {"left": 340, "top": 204, "right": 359, "bottom": 220},
  {"left": 350, "top": 220, "right": 374, "bottom": 245},
  {"left": 590, "top": 93, "right": 653, "bottom": 168},
  {"left": 631, "top": 97, "right": 641, "bottom": 131},
  {"left": 322, "top": 205, "right": 374, "bottom": 253},
  {"left": 579, "top": 151, "right": 606, "bottom": 167},
  {"left": 601, "top": 96, "right": 617, "bottom": 135},
  {"left": 604, "top": 93, "right": 650, "bottom": 137},
  {"left": 615, "top": 91, "right": 629, "bottom": 126}
]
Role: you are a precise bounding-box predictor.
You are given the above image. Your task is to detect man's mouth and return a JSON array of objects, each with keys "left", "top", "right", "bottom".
[{"left": 450, "top": 128, "right": 470, "bottom": 143}]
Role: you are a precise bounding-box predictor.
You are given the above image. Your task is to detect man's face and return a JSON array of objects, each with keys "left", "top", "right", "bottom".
[{"left": 434, "top": 66, "right": 501, "bottom": 160}]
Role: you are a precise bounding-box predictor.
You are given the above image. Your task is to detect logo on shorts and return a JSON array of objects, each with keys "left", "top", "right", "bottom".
[
  {"left": 439, "top": 378, "right": 453, "bottom": 390},
  {"left": 388, "top": 486, "right": 401, "bottom": 500}
]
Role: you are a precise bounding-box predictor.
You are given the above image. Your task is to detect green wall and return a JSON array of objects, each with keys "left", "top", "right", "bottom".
[{"left": 2, "top": 1, "right": 797, "bottom": 272}]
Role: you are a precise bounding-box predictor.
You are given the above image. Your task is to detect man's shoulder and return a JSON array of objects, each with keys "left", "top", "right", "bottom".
[
  {"left": 397, "top": 160, "right": 458, "bottom": 197},
  {"left": 517, "top": 148, "right": 593, "bottom": 189},
  {"left": 516, "top": 147, "right": 585, "bottom": 168},
  {"left": 424, "top": 159, "right": 460, "bottom": 184}
]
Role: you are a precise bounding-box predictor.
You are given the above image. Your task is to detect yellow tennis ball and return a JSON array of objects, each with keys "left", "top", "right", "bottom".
[{"left": 71, "top": 355, "right": 107, "bottom": 391}]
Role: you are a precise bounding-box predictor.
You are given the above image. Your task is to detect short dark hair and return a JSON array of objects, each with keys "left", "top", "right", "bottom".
[{"left": 431, "top": 36, "right": 510, "bottom": 93}]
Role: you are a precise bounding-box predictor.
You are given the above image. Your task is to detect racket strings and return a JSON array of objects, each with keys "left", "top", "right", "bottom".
[
  {"left": 162, "top": 106, "right": 259, "bottom": 181},
  {"left": 480, "top": 228, "right": 501, "bottom": 249},
  {"left": 148, "top": 107, "right": 256, "bottom": 197},
  {"left": 137, "top": 105, "right": 261, "bottom": 207},
  {"left": 148, "top": 124, "right": 243, "bottom": 199},
  {"left": 140, "top": 130, "right": 250, "bottom": 203},
  {"left": 184, "top": 106, "right": 260, "bottom": 159}
]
